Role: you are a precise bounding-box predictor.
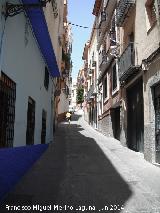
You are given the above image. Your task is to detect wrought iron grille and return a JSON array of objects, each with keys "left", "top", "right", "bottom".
[
  {"left": 118, "top": 43, "right": 135, "bottom": 79},
  {"left": 0, "top": 72, "right": 16, "bottom": 148},
  {"left": 116, "top": 0, "right": 136, "bottom": 27}
]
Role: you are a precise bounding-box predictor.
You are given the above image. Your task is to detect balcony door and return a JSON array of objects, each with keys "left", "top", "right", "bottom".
[{"left": 127, "top": 78, "right": 144, "bottom": 153}]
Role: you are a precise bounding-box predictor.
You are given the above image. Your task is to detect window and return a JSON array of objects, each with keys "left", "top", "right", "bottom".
[
  {"left": 26, "top": 97, "right": 35, "bottom": 145},
  {"left": 103, "top": 76, "right": 108, "bottom": 99},
  {"left": 51, "top": 0, "right": 58, "bottom": 18},
  {"left": 41, "top": 110, "right": 47, "bottom": 144},
  {"left": 0, "top": 72, "right": 16, "bottom": 148},
  {"left": 110, "top": 15, "right": 116, "bottom": 46},
  {"left": 145, "top": 0, "right": 157, "bottom": 30},
  {"left": 44, "top": 67, "right": 49, "bottom": 90},
  {"left": 112, "top": 64, "right": 117, "bottom": 91}
]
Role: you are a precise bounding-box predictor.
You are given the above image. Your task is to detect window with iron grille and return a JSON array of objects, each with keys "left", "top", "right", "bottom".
[
  {"left": 41, "top": 110, "right": 47, "bottom": 144},
  {"left": 26, "top": 97, "right": 35, "bottom": 145},
  {"left": 44, "top": 67, "right": 49, "bottom": 90},
  {"left": 112, "top": 64, "right": 117, "bottom": 91},
  {"left": 103, "top": 76, "right": 108, "bottom": 99},
  {"left": 0, "top": 72, "right": 16, "bottom": 148}
]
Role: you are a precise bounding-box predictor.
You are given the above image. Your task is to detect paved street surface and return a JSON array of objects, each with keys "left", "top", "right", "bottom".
[{"left": 1, "top": 110, "right": 160, "bottom": 213}]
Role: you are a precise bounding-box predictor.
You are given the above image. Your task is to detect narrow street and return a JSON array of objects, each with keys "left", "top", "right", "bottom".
[{"left": 1, "top": 110, "right": 160, "bottom": 213}]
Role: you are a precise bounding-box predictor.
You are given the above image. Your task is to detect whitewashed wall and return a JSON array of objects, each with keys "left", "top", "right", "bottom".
[{"left": 0, "top": 1, "right": 54, "bottom": 146}]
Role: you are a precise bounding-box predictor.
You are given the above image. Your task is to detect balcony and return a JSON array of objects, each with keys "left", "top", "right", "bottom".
[
  {"left": 99, "top": 50, "right": 112, "bottom": 78},
  {"left": 98, "top": 11, "right": 107, "bottom": 28},
  {"left": 97, "top": 0, "right": 117, "bottom": 50},
  {"left": 87, "top": 68, "right": 94, "bottom": 77},
  {"left": 116, "top": 0, "right": 136, "bottom": 27},
  {"left": 118, "top": 43, "right": 140, "bottom": 84},
  {"left": 87, "top": 84, "right": 97, "bottom": 101}
]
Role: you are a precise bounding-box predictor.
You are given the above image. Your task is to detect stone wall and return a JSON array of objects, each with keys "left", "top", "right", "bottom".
[{"left": 98, "top": 113, "right": 113, "bottom": 137}]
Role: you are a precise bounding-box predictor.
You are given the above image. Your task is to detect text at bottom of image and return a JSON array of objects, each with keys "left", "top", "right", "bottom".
[{"left": 5, "top": 204, "right": 124, "bottom": 212}]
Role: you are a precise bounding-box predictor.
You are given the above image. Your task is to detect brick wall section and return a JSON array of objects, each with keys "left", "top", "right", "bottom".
[{"left": 98, "top": 114, "right": 114, "bottom": 137}]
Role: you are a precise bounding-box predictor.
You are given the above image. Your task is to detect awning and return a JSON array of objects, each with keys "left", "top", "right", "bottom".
[{"left": 22, "top": 0, "right": 60, "bottom": 77}]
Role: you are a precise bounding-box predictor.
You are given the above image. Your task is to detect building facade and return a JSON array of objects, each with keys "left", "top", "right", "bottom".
[
  {"left": 81, "top": 22, "right": 99, "bottom": 129},
  {"left": 56, "top": 0, "right": 72, "bottom": 122},
  {"left": 85, "top": 0, "right": 160, "bottom": 165},
  {"left": 0, "top": 0, "right": 65, "bottom": 147},
  {"left": 82, "top": 42, "right": 90, "bottom": 123},
  {"left": 116, "top": 0, "right": 160, "bottom": 164},
  {"left": 92, "top": 0, "right": 121, "bottom": 138}
]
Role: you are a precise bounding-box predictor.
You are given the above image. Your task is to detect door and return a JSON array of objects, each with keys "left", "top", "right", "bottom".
[
  {"left": 111, "top": 107, "right": 120, "bottom": 140},
  {"left": 0, "top": 72, "right": 16, "bottom": 148},
  {"left": 155, "top": 84, "right": 160, "bottom": 163},
  {"left": 127, "top": 78, "right": 144, "bottom": 152},
  {"left": 114, "top": 107, "right": 120, "bottom": 140},
  {"left": 26, "top": 97, "right": 35, "bottom": 145},
  {"left": 41, "top": 110, "right": 47, "bottom": 144}
]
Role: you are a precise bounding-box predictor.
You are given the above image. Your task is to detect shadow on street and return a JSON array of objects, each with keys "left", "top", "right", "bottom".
[{"left": 1, "top": 115, "right": 132, "bottom": 212}]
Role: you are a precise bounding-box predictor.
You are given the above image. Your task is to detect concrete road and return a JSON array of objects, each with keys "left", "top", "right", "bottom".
[{"left": 1, "top": 110, "right": 160, "bottom": 213}]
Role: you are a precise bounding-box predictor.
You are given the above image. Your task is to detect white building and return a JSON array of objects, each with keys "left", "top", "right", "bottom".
[
  {"left": 70, "top": 80, "right": 77, "bottom": 108},
  {"left": 0, "top": 0, "right": 60, "bottom": 147}
]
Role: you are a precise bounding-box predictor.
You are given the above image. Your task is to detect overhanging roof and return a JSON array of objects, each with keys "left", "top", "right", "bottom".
[
  {"left": 22, "top": 0, "right": 60, "bottom": 77},
  {"left": 92, "top": 0, "right": 102, "bottom": 16}
]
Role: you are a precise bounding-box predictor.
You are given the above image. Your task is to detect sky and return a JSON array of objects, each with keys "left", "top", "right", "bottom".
[{"left": 68, "top": 0, "right": 95, "bottom": 81}]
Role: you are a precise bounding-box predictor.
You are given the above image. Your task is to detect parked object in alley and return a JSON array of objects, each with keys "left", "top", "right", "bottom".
[{"left": 66, "top": 111, "right": 71, "bottom": 124}]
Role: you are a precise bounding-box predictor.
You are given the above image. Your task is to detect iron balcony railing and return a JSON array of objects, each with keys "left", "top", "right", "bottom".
[
  {"left": 118, "top": 43, "right": 137, "bottom": 80},
  {"left": 87, "top": 84, "right": 94, "bottom": 100},
  {"left": 116, "top": 0, "right": 136, "bottom": 27},
  {"left": 87, "top": 84, "right": 97, "bottom": 101},
  {"left": 99, "top": 50, "right": 109, "bottom": 67}
]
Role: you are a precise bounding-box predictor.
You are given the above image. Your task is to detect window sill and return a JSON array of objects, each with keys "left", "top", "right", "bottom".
[
  {"left": 103, "top": 97, "right": 109, "bottom": 103},
  {"left": 112, "top": 87, "right": 118, "bottom": 96}
]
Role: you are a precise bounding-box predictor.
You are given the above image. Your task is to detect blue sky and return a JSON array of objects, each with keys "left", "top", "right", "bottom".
[{"left": 68, "top": 0, "right": 95, "bottom": 81}]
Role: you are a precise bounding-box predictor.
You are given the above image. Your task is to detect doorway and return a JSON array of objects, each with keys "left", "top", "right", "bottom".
[
  {"left": 154, "top": 83, "right": 160, "bottom": 163},
  {"left": 26, "top": 97, "right": 35, "bottom": 145},
  {"left": 111, "top": 107, "right": 120, "bottom": 140},
  {"left": 127, "top": 78, "right": 144, "bottom": 152}
]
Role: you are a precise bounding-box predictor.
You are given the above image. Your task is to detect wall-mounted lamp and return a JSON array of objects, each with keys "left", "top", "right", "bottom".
[{"left": 5, "top": 0, "right": 51, "bottom": 17}]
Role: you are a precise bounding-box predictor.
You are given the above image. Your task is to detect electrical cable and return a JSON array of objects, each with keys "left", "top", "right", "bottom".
[
  {"left": 68, "top": 22, "right": 108, "bottom": 30},
  {"left": 68, "top": 22, "right": 89, "bottom": 29}
]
